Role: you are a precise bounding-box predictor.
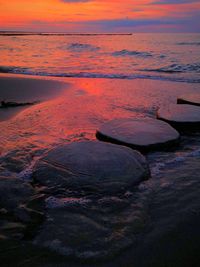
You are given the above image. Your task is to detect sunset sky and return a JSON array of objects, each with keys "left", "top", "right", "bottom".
[{"left": 0, "top": 0, "right": 200, "bottom": 32}]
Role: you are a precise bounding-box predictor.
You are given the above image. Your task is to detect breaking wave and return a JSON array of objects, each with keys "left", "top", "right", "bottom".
[
  {"left": 177, "top": 42, "right": 200, "bottom": 46},
  {"left": 143, "top": 63, "right": 200, "bottom": 74},
  {"left": 64, "top": 43, "right": 100, "bottom": 52},
  {"left": 1, "top": 65, "right": 200, "bottom": 83}
]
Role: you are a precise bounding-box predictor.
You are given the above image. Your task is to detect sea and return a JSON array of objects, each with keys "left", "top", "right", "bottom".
[
  {"left": 0, "top": 33, "right": 200, "bottom": 266},
  {"left": 0, "top": 33, "right": 200, "bottom": 83}
]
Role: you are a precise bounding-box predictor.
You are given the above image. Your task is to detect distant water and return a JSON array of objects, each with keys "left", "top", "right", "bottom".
[{"left": 0, "top": 33, "right": 200, "bottom": 83}]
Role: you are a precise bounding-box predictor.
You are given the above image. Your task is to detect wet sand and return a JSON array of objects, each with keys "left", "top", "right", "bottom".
[
  {"left": 0, "top": 74, "right": 200, "bottom": 267},
  {"left": 0, "top": 74, "right": 70, "bottom": 121}
]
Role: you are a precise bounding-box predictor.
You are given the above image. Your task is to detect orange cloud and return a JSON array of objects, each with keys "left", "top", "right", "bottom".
[{"left": 0, "top": 0, "right": 199, "bottom": 32}]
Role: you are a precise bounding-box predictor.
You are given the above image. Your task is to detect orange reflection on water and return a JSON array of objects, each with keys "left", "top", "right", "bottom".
[
  {"left": 0, "top": 75, "right": 198, "bottom": 149},
  {"left": 0, "top": 74, "right": 199, "bottom": 174}
]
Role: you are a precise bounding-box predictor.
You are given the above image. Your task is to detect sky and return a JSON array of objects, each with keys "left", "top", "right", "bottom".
[{"left": 0, "top": 0, "right": 200, "bottom": 32}]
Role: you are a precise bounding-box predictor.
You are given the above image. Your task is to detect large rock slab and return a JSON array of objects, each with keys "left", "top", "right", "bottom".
[
  {"left": 32, "top": 141, "right": 151, "bottom": 260},
  {"left": 33, "top": 141, "right": 150, "bottom": 195},
  {"left": 157, "top": 104, "right": 200, "bottom": 132},
  {"left": 177, "top": 93, "right": 200, "bottom": 106},
  {"left": 34, "top": 154, "right": 200, "bottom": 262},
  {"left": 96, "top": 118, "right": 180, "bottom": 152}
]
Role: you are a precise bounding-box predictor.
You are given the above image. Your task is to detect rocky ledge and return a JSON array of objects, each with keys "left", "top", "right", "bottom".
[
  {"left": 96, "top": 118, "right": 180, "bottom": 152},
  {"left": 157, "top": 104, "right": 200, "bottom": 132}
]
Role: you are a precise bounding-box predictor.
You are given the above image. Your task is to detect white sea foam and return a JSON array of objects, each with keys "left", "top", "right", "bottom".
[
  {"left": 1, "top": 66, "right": 199, "bottom": 83},
  {"left": 17, "top": 156, "right": 41, "bottom": 181},
  {"left": 151, "top": 148, "right": 200, "bottom": 176},
  {"left": 45, "top": 196, "right": 91, "bottom": 209}
]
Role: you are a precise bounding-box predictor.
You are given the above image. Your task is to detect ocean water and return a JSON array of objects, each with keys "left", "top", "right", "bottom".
[
  {"left": 0, "top": 34, "right": 200, "bottom": 265},
  {"left": 0, "top": 33, "right": 200, "bottom": 83}
]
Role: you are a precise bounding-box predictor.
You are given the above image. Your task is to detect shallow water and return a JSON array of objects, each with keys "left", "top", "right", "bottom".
[
  {"left": 0, "top": 33, "right": 200, "bottom": 83},
  {"left": 0, "top": 75, "right": 67, "bottom": 121},
  {"left": 0, "top": 77, "right": 199, "bottom": 175},
  {"left": 0, "top": 74, "right": 200, "bottom": 265},
  {"left": 0, "top": 76, "right": 199, "bottom": 181}
]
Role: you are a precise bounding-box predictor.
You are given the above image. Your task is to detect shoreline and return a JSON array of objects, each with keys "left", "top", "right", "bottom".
[
  {"left": 0, "top": 70, "right": 199, "bottom": 84},
  {"left": 0, "top": 72, "right": 199, "bottom": 122},
  {"left": 0, "top": 73, "right": 71, "bottom": 121}
]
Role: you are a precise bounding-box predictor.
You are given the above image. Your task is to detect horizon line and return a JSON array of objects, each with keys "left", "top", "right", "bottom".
[{"left": 0, "top": 31, "right": 133, "bottom": 36}]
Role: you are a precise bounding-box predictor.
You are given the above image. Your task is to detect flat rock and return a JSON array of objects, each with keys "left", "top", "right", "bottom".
[
  {"left": 33, "top": 141, "right": 150, "bottom": 195},
  {"left": 96, "top": 118, "right": 180, "bottom": 152},
  {"left": 177, "top": 93, "right": 200, "bottom": 106},
  {"left": 157, "top": 104, "right": 200, "bottom": 131}
]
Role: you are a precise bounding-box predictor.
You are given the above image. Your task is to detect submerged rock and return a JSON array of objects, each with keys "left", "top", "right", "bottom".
[
  {"left": 34, "top": 191, "right": 150, "bottom": 260},
  {"left": 33, "top": 141, "right": 150, "bottom": 260},
  {"left": 157, "top": 104, "right": 200, "bottom": 132},
  {"left": 0, "top": 100, "right": 38, "bottom": 109},
  {"left": 0, "top": 177, "right": 34, "bottom": 211},
  {"left": 0, "top": 177, "right": 44, "bottom": 235},
  {"left": 33, "top": 141, "right": 150, "bottom": 195},
  {"left": 0, "top": 177, "right": 36, "bottom": 240},
  {"left": 96, "top": 118, "right": 180, "bottom": 152},
  {"left": 177, "top": 93, "right": 200, "bottom": 106}
]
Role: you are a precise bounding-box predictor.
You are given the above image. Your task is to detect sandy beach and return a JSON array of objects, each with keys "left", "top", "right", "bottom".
[
  {"left": 0, "top": 74, "right": 70, "bottom": 121},
  {"left": 0, "top": 73, "right": 200, "bottom": 266}
]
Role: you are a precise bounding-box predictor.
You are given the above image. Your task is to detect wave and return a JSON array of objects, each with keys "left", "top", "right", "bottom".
[
  {"left": 65, "top": 43, "right": 100, "bottom": 52},
  {"left": 143, "top": 63, "right": 200, "bottom": 74},
  {"left": 0, "top": 66, "right": 30, "bottom": 74},
  {"left": 112, "top": 49, "right": 152, "bottom": 57},
  {"left": 177, "top": 42, "right": 200, "bottom": 46},
  {"left": 1, "top": 65, "right": 200, "bottom": 83}
]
